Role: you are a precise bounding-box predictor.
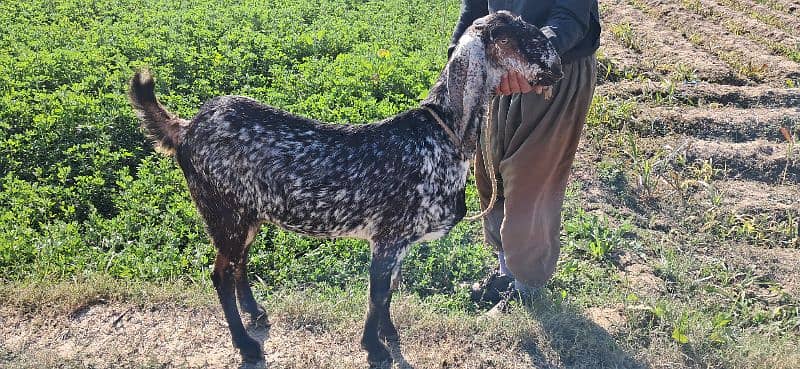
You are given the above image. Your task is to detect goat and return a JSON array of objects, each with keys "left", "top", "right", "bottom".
[{"left": 129, "top": 11, "right": 561, "bottom": 368}]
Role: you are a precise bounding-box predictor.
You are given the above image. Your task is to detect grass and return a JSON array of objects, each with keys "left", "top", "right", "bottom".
[
  {"left": 595, "top": 49, "right": 643, "bottom": 83},
  {"left": 0, "top": 277, "right": 644, "bottom": 369},
  {"left": 609, "top": 23, "right": 642, "bottom": 53},
  {"left": 667, "top": 63, "right": 700, "bottom": 84},
  {"left": 2, "top": 255, "right": 798, "bottom": 369},
  {"left": 565, "top": 93, "right": 800, "bottom": 364},
  {"left": 0, "top": 274, "right": 220, "bottom": 312}
]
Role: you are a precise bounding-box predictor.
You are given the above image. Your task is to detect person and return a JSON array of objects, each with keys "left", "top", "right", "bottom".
[{"left": 448, "top": 0, "right": 601, "bottom": 309}]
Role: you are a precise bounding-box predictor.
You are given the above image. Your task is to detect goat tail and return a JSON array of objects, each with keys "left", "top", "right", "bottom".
[{"left": 128, "top": 69, "right": 188, "bottom": 155}]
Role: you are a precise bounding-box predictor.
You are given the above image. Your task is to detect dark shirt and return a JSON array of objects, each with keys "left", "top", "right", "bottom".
[{"left": 448, "top": 0, "right": 600, "bottom": 63}]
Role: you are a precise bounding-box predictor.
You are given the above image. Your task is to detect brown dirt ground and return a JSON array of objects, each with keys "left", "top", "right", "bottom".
[
  {"left": 707, "top": 179, "right": 800, "bottom": 215},
  {"left": 0, "top": 302, "right": 534, "bottom": 369},
  {"left": 767, "top": 0, "right": 800, "bottom": 13},
  {"left": 0, "top": 292, "right": 649, "bottom": 369},
  {"left": 601, "top": 0, "right": 739, "bottom": 84},
  {"left": 588, "top": 0, "right": 800, "bottom": 338},
  {"left": 683, "top": 139, "right": 799, "bottom": 182},
  {"left": 631, "top": 0, "right": 800, "bottom": 85},
  {"left": 631, "top": 106, "right": 800, "bottom": 142},
  {"left": 597, "top": 81, "right": 800, "bottom": 107},
  {"left": 721, "top": 0, "right": 800, "bottom": 32},
  {"left": 696, "top": 0, "right": 800, "bottom": 49}
]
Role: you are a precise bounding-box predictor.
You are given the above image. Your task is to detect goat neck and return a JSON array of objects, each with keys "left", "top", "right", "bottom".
[{"left": 422, "top": 33, "right": 500, "bottom": 159}]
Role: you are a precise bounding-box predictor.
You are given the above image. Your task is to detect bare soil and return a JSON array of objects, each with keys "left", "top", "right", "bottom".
[
  {"left": 0, "top": 293, "right": 640, "bottom": 369},
  {"left": 631, "top": 106, "right": 800, "bottom": 142},
  {"left": 718, "top": 0, "right": 800, "bottom": 34},
  {"left": 629, "top": 0, "right": 800, "bottom": 85},
  {"left": 0, "top": 302, "right": 457, "bottom": 369},
  {"left": 695, "top": 0, "right": 800, "bottom": 51},
  {"left": 601, "top": 0, "right": 740, "bottom": 84},
  {"left": 589, "top": 0, "right": 800, "bottom": 342}
]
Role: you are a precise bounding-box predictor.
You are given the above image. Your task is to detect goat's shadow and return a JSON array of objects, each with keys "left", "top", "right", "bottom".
[
  {"left": 520, "top": 293, "right": 649, "bottom": 369},
  {"left": 388, "top": 340, "right": 415, "bottom": 369},
  {"left": 239, "top": 319, "right": 271, "bottom": 369},
  {"left": 236, "top": 316, "right": 416, "bottom": 369}
]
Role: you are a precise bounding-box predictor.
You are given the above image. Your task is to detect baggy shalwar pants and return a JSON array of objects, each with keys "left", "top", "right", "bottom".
[{"left": 475, "top": 55, "right": 597, "bottom": 287}]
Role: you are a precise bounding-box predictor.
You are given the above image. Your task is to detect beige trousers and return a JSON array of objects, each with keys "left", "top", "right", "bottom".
[{"left": 475, "top": 55, "right": 597, "bottom": 287}]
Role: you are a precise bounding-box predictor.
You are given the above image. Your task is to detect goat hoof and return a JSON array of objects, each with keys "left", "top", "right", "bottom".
[
  {"left": 241, "top": 353, "right": 264, "bottom": 364},
  {"left": 239, "top": 360, "right": 267, "bottom": 369},
  {"left": 240, "top": 343, "right": 264, "bottom": 364}
]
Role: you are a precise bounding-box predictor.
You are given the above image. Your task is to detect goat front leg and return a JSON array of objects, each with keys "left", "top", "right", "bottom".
[
  {"left": 378, "top": 292, "right": 399, "bottom": 343},
  {"left": 361, "top": 251, "right": 396, "bottom": 367},
  {"left": 379, "top": 243, "right": 411, "bottom": 343}
]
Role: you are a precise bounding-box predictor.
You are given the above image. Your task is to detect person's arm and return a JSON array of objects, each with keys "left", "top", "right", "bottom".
[
  {"left": 447, "top": 0, "right": 489, "bottom": 59},
  {"left": 540, "top": 0, "right": 594, "bottom": 56}
]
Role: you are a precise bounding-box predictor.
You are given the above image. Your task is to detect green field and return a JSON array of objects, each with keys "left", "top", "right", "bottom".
[{"left": 1, "top": 0, "right": 798, "bottom": 368}]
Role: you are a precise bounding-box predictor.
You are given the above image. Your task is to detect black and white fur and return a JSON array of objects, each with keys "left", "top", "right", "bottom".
[{"left": 129, "top": 11, "right": 561, "bottom": 367}]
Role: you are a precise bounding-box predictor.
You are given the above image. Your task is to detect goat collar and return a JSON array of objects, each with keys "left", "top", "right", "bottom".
[{"left": 423, "top": 106, "right": 464, "bottom": 159}]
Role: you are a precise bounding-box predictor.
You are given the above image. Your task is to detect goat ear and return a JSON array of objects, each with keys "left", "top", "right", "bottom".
[{"left": 445, "top": 52, "right": 469, "bottom": 121}]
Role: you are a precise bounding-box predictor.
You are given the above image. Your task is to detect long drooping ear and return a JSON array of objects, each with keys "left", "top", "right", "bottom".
[
  {"left": 447, "top": 38, "right": 488, "bottom": 139},
  {"left": 444, "top": 52, "right": 469, "bottom": 126}
]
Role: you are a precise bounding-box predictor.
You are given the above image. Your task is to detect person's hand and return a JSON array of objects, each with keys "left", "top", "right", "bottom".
[{"left": 495, "top": 71, "right": 547, "bottom": 96}]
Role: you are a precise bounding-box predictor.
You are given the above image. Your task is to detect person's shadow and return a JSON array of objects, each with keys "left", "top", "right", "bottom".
[{"left": 521, "top": 292, "right": 648, "bottom": 369}]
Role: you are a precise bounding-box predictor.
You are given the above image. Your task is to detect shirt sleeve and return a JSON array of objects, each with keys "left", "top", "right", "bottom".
[
  {"left": 447, "top": 0, "right": 489, "bottom": 58},
  {"left": 541, "top": 0, "right": 594, "bottom": 55}
]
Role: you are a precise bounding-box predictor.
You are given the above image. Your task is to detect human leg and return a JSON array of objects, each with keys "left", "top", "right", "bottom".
[{"left": 497, "top": 55, "right": 597, "bottom": 287}]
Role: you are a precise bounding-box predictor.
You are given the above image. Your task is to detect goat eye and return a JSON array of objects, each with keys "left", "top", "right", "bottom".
[{"left": 498, "top": 38, "right": 509, "bottom": 45}]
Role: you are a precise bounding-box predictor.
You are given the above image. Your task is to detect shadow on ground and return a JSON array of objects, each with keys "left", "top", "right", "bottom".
[
  {"left": 240, "top": 319, "right": 271, "bottom": 369},
  {"left": 388, "top": 341, "right": 415, "bottom": 369},
  {"left": 522, "top": 295, "right": 648, "bottom": 369}
]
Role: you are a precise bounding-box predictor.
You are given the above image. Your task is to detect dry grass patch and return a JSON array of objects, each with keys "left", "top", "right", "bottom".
[{"left": 0, "top": 279, "right": 649, "bottom": 369}]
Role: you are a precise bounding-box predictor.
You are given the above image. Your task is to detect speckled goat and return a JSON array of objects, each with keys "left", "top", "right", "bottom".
[{"left": 129, "top": 11, "right": 561, "bottom": 368}]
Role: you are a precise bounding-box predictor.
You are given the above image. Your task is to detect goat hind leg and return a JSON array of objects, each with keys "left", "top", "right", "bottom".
[
  {"left": 212, "top": 251, "right": 263, "bottom": 363},
  {"left": 232, "top": 224, "right": 268, "bottom": 325},
  {"left": 235, "top": 258, "right": 268, "bottom": 326}
]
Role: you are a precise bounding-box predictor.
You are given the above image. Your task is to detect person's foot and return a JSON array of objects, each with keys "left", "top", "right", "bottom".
[
  {"left": 470, "top": 270, "right": 516, "bottom": 305},
  {"left": 485, "top": 281, "right": 541, "bottom": 317},
  {"left": 485, "top": 288, "right": 518, "bottom": 316}
]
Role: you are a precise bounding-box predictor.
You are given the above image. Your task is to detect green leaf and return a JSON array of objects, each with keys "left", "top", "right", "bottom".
[{"left": 672, "top": 326, "right": 689, "bottom": 344}]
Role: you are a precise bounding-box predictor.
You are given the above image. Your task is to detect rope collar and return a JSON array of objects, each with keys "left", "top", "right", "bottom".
[
  {"left": 422, "top": 105, "right": 493, "bottom": 221},
  {"left": 423, "top": 106, "right": 464, "bottom": 159}
]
